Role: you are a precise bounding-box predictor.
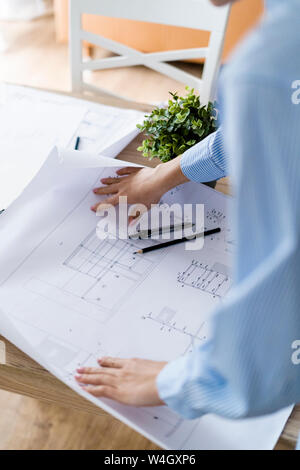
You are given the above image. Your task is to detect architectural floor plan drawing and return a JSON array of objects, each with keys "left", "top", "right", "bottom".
[
  {"left": 141, "top": 307, "right": 207, "bottom": 355},
  {"left": 23, "top": 230, "right": 163, "bottom": 324},
  {"left": 63, "top": 231, "right": 160, "bottom": 314},
  {"left": 0, "top": 149, "right": 292, "bottom": 450},
  {"left": 177, "top": 260, "right": 231, "bottom": 298}
]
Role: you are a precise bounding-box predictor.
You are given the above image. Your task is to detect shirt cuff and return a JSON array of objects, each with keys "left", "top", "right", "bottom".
[
  {"left": 157, "top": 353, "right": 209, "bottom": 420},
  {"left": 156, "top": 340, "right": 233, "bottom": 420},
  {"left": 180, "top": 129, "right": 227, "bottom": 183}
]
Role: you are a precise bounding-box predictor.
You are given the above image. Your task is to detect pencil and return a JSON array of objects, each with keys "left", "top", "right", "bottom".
[{"left": 133, "top": 227, "right": 221, "bottom": 254}]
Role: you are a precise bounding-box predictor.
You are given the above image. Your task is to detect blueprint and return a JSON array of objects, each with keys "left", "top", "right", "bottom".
[
  {"left": 0, "top": 148, "right": 292, "bottom": 450},
  {"left": 0, "top": 84, "right": 143, "bottom": 209},
  {"left": 2, "top": 84, "right": 144, "bottom": 156}
]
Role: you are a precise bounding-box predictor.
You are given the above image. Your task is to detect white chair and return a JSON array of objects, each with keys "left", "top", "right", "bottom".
[{"left": 69, "top": 0, "right": 230, "bottom": 104}]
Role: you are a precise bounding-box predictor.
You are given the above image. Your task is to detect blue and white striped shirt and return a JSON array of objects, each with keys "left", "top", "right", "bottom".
[
  {"left": 178, "top": 126, "right": 226, "bottom": 183},
  {"left": 157, "top": 0, "right": 300, "bottom": 446}
]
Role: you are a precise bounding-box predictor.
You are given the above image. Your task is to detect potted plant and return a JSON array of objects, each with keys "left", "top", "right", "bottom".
[{"left": 137, "top": 88, "right": 218, "bottom": 182}]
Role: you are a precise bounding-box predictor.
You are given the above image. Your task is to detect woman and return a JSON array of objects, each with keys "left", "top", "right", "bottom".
[{"left": 75, "top": 0, "right": 300, "bottom": 444}]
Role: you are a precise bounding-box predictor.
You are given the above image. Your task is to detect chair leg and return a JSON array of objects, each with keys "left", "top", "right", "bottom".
[{"left": 83, "top": 43, "right": 94, "bottom": 58}]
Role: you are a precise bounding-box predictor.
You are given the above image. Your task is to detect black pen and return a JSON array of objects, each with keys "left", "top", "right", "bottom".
[
  {"left": 75, "top": 136, "right": 80, "bottom": 150},
  {"left": 130, "top": 222, "right": 195, "bottom": 239},
  {"left": 134, "top": 228, "right": 221, "bottom": 254}
]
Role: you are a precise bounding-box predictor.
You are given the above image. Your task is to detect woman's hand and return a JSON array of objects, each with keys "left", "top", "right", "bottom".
[
  {"left": 91, "top": 166, "right": 165, "bottom": 214},
  {"left": 75, "top": 357, "right": 167, "bottom": 407},
  {"left": 91, "top": 156, "right": 189, "bottom": 222}
]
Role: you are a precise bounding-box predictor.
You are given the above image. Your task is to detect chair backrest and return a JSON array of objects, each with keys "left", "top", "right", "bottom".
[{"left": 70, "top": 0, "right": 230, "bottom": 104}]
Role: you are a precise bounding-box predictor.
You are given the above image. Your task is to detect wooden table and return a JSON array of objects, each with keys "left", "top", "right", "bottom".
[{"left": 0, "top": 88, "right": 299, "bottom": 450}]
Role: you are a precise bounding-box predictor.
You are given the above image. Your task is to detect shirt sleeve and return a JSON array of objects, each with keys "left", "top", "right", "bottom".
[
  {"left": 180, "top": 127, "right": 227, "bottom": 183},
  {"left": 157, "top": 78, "right": 300, "bottom": 420}
]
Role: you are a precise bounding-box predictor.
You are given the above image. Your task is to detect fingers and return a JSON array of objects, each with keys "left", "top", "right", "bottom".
[
  {"left": 76, "top": 367, "right": 102, "bottom": 374},
  {"left": 93, "top": 184, "right": 119, "bottom": 195},
  {"left": 91, "top": 196, "right": 119, "bottom": 212},
  {"left": 75, "top": 372, "right": 117, "bottom": 386},
  {"left": 128, "top": 212, "right": 142, "bottom": 226},
  {"left": 128, "top": 215, "right": 137, "bottom": 225},
  {"left": 98, "top": 356, "right": 126, "bottom": 369},
  {"left": 100, "top": 177, "right": 121, "bottom": 185},
  {"left": 116, "top": 167, "right": 141, "bottom": 176},
  {"left": 82, "top": 385, "right": 118, "bottom": 399}
]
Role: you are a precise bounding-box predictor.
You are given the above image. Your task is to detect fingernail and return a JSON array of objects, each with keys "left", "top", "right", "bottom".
[
  {"left": 91, "top": 205, "right": 97, "bottom": 212},
  {"left": 93, "top": 188, "right": 98, "bottom": 194},
  {"left": 75, "top": 375, "right": 82, "bottom": 380},
  {"left": 76, "top": 367, "right": 84, "bottom": 373},
  {"left": 96, "top": 204, "right": 111, "bottom": 213},
  {"left": 98, "top": 358, "right": 103, "bottom": 363}
]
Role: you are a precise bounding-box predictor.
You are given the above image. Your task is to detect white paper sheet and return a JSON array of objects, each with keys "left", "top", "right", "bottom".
[
  {"left": 0, "top": 148, "right": 292, "bottom": 450},
  {"left": 2, "top": 84, "right": 144, "bottom": 155},
  {"left": 0, "top": 84, "right": 145, "bottom": 209},
  {"left": 59, "top": 148, "right": 144, "bottom": 169},
  {"left": 0, "top": 97, "right": 86, "bottom": 209}
]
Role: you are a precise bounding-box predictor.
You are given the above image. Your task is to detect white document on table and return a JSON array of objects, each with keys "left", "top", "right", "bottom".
[
  {"left": 0, "top": 97, "right": 86, "bottom": 209},
  {"left": 0, "top": 84, "right": 144, "bottom": 209},
  {"left": 2, "top": 84, "right": 144, "bottom": 155},
  {"left": 0, "top": 148, "right": 292, "bottom": 450},
  {"left": 59, "top": 148, "right": 145, "bottom": 169}
]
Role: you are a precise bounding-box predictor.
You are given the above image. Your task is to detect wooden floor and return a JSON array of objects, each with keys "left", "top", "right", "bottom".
[
  {"left": 0, "top": 15, "right": 298, "bottom": 451},
  {"left": 0, "top": 390, "right": 159, "bottom": 450},
  {"left": 0, "top": 16, "right": 196, "bottom": 103}
]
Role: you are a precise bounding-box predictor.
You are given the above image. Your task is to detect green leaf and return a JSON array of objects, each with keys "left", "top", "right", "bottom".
[{"left": 137, "top": 88, "right": 218, "bottom": 162}]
